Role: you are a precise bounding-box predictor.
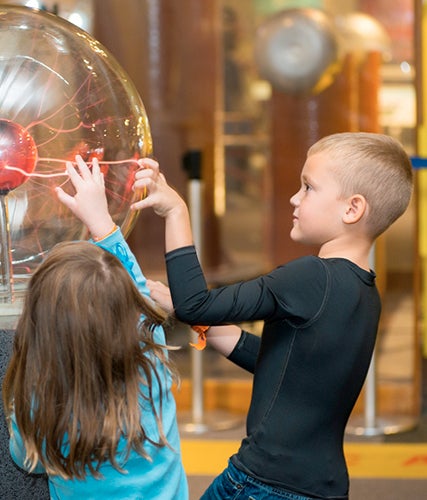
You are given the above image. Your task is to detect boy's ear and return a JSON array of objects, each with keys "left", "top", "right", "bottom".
[{"left": 343, "top": 194, "right": 367, "bottom": 224}]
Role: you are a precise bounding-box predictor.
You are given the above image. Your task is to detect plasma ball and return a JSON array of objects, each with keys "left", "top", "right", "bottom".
[{"left": 0, "top": 119, "right": 37, "bottom": 194}]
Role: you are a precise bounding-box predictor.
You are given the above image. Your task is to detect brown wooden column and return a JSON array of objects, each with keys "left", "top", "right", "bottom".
[
  {"left": 268, "top": 91, "right": 322, "bottom": 265},
  {"left": 269, "top": 54, "right": 358, "bottom": 266},
  {"left": 358, "top": 52, "right": 381, "bottom": 132},
  {"left": 268, "top": 51, "right": 382, "bottom": 267}
]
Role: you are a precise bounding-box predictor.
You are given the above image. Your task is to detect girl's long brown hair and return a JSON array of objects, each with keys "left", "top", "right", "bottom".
[{"left": 2, "top": 241, "right": 177, "bottom": 479}]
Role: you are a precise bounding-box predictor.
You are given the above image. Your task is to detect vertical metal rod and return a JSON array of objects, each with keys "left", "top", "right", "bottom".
[
  {"left": 364, "top": 353, "right": 377, "bottom": 428},
  {"left": 364, "top": 245, "right": 377, "bottom": 428},
  {"left": 180, "top": 150, "right": 241, "bottom": 434},
  {"left": 0, "top": 194, "right": 13, "bottom": 303},
  {"left": 346, "top": 244, "right": 417, "bottom": 435},
  {"left": 188, "top": 178, "right": 204, "bottom": 425}
]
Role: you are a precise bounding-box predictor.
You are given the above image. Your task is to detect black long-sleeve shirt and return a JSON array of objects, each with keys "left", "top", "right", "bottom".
[{"left": 166, "top": 246, "right": 380, "bottom": 499}]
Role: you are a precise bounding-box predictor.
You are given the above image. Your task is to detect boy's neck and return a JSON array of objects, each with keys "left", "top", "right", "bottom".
[{"left": 318, "top": 238, "right": 374, "bottom": 271}]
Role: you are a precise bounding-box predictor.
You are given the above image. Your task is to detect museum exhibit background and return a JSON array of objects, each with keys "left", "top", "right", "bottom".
[
  {"left": 0, "top": 4, "right": 152, "bottom": 302},
  {"left": 0, "top": 2, "right": 422, "bottom": 499}
]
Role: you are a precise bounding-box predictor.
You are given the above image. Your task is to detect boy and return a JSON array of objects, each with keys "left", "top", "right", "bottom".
[{"left": 132, "top": 132, "right": 413, "bottom": 499}]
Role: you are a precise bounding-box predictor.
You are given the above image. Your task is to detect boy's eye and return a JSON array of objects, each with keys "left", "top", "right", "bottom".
[{"left": 304, "top": 183, "right": 311, "bottom": 191}]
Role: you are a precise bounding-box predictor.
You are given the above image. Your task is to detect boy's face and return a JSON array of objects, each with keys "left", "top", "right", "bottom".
[{"left": 290, "top": 152, "right": 347, "bottom": 246}]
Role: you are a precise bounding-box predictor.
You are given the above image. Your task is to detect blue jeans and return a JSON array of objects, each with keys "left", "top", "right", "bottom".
[{"left": 200, "top": 460, "right": 319, "bottom": 500}]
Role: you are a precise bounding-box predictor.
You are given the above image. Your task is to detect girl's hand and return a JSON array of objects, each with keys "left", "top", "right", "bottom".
[
  {"left": 55, "top": 155, "right": 115, "bottom": 239},
  {"left": 146, "top": 279, "right": 175, "bottom": 313}
]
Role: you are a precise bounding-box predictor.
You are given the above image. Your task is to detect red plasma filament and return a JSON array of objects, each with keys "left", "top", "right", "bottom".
[{"left": 0, "top": 119, "right": 37, "bottom": 193}]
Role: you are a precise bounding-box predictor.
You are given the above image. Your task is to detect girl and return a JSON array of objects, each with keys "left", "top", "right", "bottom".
[{"left": 2, "top": 156, "right": 188, "bottom": 499}]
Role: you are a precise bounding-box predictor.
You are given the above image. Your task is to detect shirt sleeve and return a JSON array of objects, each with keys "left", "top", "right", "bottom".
[
  {"left": 93, "top": 227, "right": 150, "bottom": 299},
  {"left": 165, "top": 246, "right": 327, "bottom": 326},
  {"left": 227, "top": 330, "right": 261, "bottom": 374},
  {"left": 93, "top": 228, "right": 166, "bottom": 345}
]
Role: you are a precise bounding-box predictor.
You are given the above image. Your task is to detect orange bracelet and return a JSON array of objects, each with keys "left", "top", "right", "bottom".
[
  {"left": 93, "top": 224, "right": 118, "bottom": 242},
  {"left": 189, "top": 325, "right": 210, "bottom": 351}
]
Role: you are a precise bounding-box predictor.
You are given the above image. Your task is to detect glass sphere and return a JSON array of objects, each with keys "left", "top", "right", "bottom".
[
  {"left": 0, "top": 5, "right": 151, "bottom": 291},
  {"left": 255, "top": 9, "right": 338, "bottom": 94}
]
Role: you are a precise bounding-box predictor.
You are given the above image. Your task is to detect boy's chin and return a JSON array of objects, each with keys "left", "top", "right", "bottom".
[
  {"left": 289, "top": 229, "right": 301, "bottom": 242},
  {"left": 290, "top": 230, "right": 316, "bottom": 246}
]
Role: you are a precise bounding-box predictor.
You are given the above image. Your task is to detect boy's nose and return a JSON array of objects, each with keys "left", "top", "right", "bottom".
[{"left": 290, "top": 191, "right": 299, "bottom": 206}]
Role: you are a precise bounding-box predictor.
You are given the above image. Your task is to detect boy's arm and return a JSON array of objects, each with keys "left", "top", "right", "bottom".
[
  {"left": 147, "top": 278, "right": 243, "bottom": 354},
  {"left": 206, "top": 325, "right": 245, "bottom": 357},
  {"left": 225, "top": 330, "right": 261, "bottom": 374},
  {"left": 193, "top": 326, "right": 260, "bottom": 373}
]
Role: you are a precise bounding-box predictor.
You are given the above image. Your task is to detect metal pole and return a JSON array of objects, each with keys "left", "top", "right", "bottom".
[
  {"left": 179, "top": 150, "right": 241, "bottom": 434},
  {"left": 0, "top": 194, "right": 13, "bottom": 303},
  {"left": 188, "top": 173, "right": 205, "bottom": 430},
  {"left": 179, "top": 150, "right": 209, "bottom": 433},
  {"left": 364, "top": 355, "right": 377, "bottom": 429}
]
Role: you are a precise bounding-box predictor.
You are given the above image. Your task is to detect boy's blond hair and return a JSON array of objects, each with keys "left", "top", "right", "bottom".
[{"left": 308, "top": 132, "right": 413, "bottom": 238}]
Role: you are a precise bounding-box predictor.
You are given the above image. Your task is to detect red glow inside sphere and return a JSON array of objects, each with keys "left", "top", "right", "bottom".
[{"left": 0, "top": 119, "right": 37, "bottom": 193}]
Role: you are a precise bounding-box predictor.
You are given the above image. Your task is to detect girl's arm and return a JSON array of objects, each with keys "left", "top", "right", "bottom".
[
  {"left": 95, "top": 229, "right": 150, "bottom": 297},
  {"left": 55, "top": 155, "right": 115, "bottom": 241},
  {"left": 9, "top": 415, "right": 46, "bottom": 474},
  {"left": 55, "top": 155, "right": 150, "bottom": 295}
]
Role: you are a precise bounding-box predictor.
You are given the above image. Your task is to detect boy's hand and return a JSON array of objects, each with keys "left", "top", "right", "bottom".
[
  {"left": 132, "top": 157, "right": 193, "bottom": 251},
  {"left": 55, "top": 155, "right": 115, "bottom": 239},
  {"left": 131, "top": 158, "right": 187, "bottom": 218}
]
